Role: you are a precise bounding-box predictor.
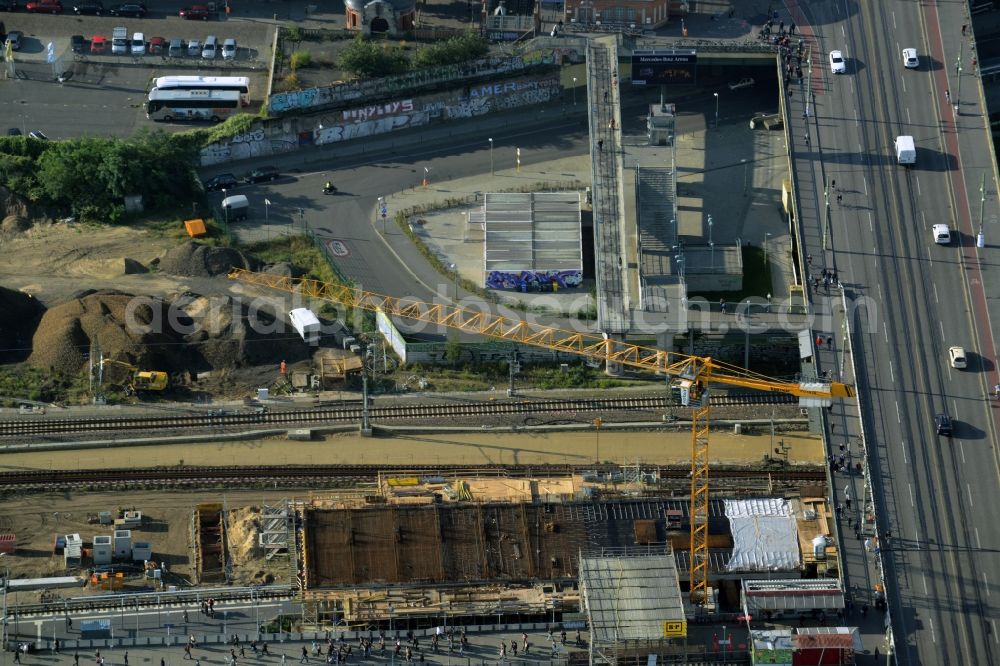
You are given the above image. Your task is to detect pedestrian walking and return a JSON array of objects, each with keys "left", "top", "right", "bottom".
[
  {"left": 804, "top": 132, "right": 809, "bottom": 146},
  {"left": 831, "top": 179, "right": 836, "bottom": 190},
  {"left": 195, "top": 661, "right": 201, "bottom": 666},
  {"left": 874, "top": 647, "right": 880, "bottom": 658},
  {"left": 301, "top": 647, "right": 309, "bottom": 663},
  {"left": 282, "top": 655, "right": 287, "bottom": 666},
  {"left": 14, "top": 647, "right": 21, "bottom": 664},
  {"left": 240, "top": 647, "right": 246, "bottom": 659},
  {"left": 816, "top": 334, "right": 823, "bottom": 348},
  {"left": 185, "top": 644, "right": 193, "bottom": 660},
  {"left": 603, "top": 90, "right": 608, "bottom": 103},
  {"left": 827, "top": 335, "right": 833, "bottom": 347},
  {"left": 837, "top": 192, "right": 843, "bottom": 204},
  {"left": 720, "top": 298, "right": 727, "bottom": 314},
  {"left": 861, "top": 604, "right": 868, "bottom": 617},
  {"left": 807, "top": 254, "right": 812, "bottom": 265},
  {"left": 945, "top": 89, "right": 951, "bottom": 102},
  {"left": 162, "top": 658, "right": 167, "bottom": 666},
  {"left": 597, "top": 139, "right": 603, "bottom": 152},
  {"left": 75, "top": 653, "right": 81, "bottom": 666},
  {"left": 962, "top": 24, "right": 968, "bottom": 35},
  {"left": 789, "top": 22, "right": 795, "bottom": 35}
]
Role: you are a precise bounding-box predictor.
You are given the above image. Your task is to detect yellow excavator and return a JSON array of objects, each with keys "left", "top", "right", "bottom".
[
  {"left": 228, "top": 268, "right": 855, "bottom": 604},
  {"left": 100, "top": 357, "right": 169, "bottom": 393}
]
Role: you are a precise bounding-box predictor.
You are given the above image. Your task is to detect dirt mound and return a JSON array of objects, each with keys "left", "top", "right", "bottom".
[
  {"left": 158, "top": 242, "right": 261, "bottom": 278},
  {"left": 0, "top": 186, "right": 35, "bottom": 226},
  {"left": 226, "top": 505, "right": 260, "bottom": 566},
  {"left": 0, "top": 286, "right": 44, "bottom": 363},
  {"left": 28, "top": 291, "right": 182, "bottom": 376},
  {"left": 2, "top": 215, "right": 30, "bottom": 234},
  {"left": 177, "top": 293, "right": 310, "bottom": 369},
  {"left": 263, "top": 262, "right": 307, "bottom": 279}
]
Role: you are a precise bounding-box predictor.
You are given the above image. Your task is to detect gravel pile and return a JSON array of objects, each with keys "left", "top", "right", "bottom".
[
  {"left": 158, "top": 241, "right": 262, "bottom": 278},
  {"left": 263, "top": 262, "right": 307, "bottom": 279},
  {"left": 28, "top": 290, "right": 182, "bottom": 376},
  {"left": 0, "top": 285, "right": 44, "bottom": 363}
]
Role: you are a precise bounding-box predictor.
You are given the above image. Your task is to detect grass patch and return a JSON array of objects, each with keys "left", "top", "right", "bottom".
[
  {"left": 690, "top": 245, "right": 773, "bottom": 302},
  {"left": 0, "top": 366, "right": 90, "bottom": 405},
  {"left": 243, "top": 235, "right": 340, "bottom": 284}
]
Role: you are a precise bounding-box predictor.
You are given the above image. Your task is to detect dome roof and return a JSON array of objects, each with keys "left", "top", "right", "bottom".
[{"left": 345, "top": 0, "right": 415, "bottom": 12}]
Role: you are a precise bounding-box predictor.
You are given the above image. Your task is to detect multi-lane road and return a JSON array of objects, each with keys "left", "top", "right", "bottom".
[{"left": 799, "top": 1, "right": 1000, "bottom": 662}]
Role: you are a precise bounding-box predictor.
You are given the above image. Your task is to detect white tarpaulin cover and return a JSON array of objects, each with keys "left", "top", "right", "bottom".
[{"left": 724, "top": 498, "right": 800, "bottom": 571}]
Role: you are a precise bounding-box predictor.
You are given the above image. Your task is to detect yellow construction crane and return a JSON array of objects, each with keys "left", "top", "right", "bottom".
[
  {"left": 100, "top": 357, "right": 169, "bottom": 393},
  {"left": 228, "top": 268, "right": 855, "bottom": 604}
]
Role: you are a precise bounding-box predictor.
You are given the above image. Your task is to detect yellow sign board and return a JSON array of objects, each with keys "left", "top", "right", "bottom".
[{"left": 662, "top": 620, "right": 687, "bottom": 638}]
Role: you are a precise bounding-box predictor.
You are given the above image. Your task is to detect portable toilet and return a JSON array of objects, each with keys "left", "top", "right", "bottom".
[
  {"left": 132, "top": 541, "right": 153, "bottom": 562},
  {"left": 113, "top": 529, "right": 132, "bottom": 559},
  {"left": 92, "top": 535, "right": 113, "bottom": 564}
]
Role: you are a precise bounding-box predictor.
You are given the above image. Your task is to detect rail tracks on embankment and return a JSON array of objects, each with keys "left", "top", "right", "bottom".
[
  {"left": 0, "top": 462, "right": 825, "bottom": 491},
  {"left": 0, "top": 393, "right": 797, "bottom": 438}
]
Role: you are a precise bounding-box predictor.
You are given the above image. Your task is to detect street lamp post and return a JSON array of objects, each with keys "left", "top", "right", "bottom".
[
  {"left": 489, "top": 137, "right": 494, "bottom": 176},
  {"left": 449, "top": 263, "right": 458, "bottom": 299},
  {"left": 764, "top": 231, "right": 772, "bottom": 272},
  {"left": 823, "top": 181, "right": 830, "bottom": 250},
  {"left": 572, "top": 77, "right": 577, "bottom": 106},
  {"left": 707, "top": 215, "right": 714, "bottom": 268},
  {"left": 221, "top": 188, "right": 229, "bottom": 230},
  {"left": 978, "top": 172, "right": 986, "bottom": 248},
  {"left": 742, "top": 159, "right": 749, "bottom": 195},
  {"left": 264, "top": 198, "right": 271, "bottom": 243},
  {"left": 956, "top": 48, "right": 963, "bottom": 115},
  {"left": 713, "top": 92, "right": 719, "bottom": 128}
]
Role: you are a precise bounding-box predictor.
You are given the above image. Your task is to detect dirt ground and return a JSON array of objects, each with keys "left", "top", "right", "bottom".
[
  {"left": 0, "top": 428, "right": 822, "bottom": 589},
  {"left": 0, "top": 222, "right": 225, "bottom": 308}
]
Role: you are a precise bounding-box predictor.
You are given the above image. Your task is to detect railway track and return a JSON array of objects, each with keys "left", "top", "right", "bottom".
[
  {"left": 0, "top": 394, "right": 797, "bottom": 438},
  {"left": 0, "top": 463, "right": 825, "bottom": 489}
]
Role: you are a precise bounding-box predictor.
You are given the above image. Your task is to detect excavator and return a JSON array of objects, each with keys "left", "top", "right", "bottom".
[
  {"left": 100, "top": 357, "right": 169, "bottom": 394},
  {"left": 228, "top": 268, "right": 855, "bottom": 605}
]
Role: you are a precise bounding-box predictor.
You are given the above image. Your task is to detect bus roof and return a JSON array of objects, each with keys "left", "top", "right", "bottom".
[
  {"left": 148, "top": 89, "right": 243, "bottom": 102},
  {"left": 153, "top": 75, "right": 250, "bottom": 88}
]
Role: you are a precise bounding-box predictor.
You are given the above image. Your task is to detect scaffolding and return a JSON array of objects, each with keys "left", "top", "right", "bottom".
[{"left": 579, "top": 547, "right": 687, "bottom": 666}]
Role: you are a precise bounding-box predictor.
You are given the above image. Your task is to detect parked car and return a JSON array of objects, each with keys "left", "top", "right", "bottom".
[
  {"left": 5, "top": 28, "right": 21, "bottom": 49},
  {"left": 221, "top": 37, "right": 235, "bottom": 60},
  {"left": 244, "top": 166, "right": 279, "bottom": 184},
  {"left": 26, "top": 0, "right": 62, "bottom": 12},
  {"left": 130, "top": 30, "right": 144, "bottom": 55},
  {"left": 89, "top": 34, "right": 107, "bottom": 53},
  {"left": 185, "top": 38, "right": 199, "bottom": 56},
  {"left": 179, "top": 4, "right": 209, "bottom": 19},
  {"left": 6, "top": 128, "right": 20, "bottom": 136},
  {"left": 148, "top": 35, "right": 164, "bottom": 54},
  {"left": 167, "top": 37, "right": 183, "bottom": 57},
  {"left": 203, "top": 173, "right": 238, "bottom": 192},
  {"left": 72, "top": 0, "right": 101, "bottom": 13},
  {"left": 70, "top": 33, "right": 85, "bottom": 52},
  {"left": 28, "top": 130, "right": 48, "bottom": 140},
  {"left": 108, "top": 1, "right": 144, "bottom": 16}
]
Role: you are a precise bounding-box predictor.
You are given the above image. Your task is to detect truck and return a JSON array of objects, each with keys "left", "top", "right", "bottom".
[
  {"left": 289, "top": 308, "right": 321, "bottom": 344},
  {"left": 220, "top": 194, "right": 249, "bottom": 221},
  {"left": 111, "top": 26, "right": 128, "bottom": 55},
  {"left": 895, "top": 135, "right": 916, "bottom": 165}
]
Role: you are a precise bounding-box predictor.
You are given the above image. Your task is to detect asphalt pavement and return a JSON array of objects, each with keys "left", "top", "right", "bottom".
[{"left": 789, "top": 0, "right": 1000, "bottom": 662}]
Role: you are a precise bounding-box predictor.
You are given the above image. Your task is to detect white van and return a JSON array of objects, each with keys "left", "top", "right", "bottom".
[
  {"left": 222, "top": 37, "right": 236, "bottom": 60},
  {"left": 201, "top": 35, "right": 217, "bottom": 59},
  {"left": 932, "top": 223, "right": 951, "bottom": 245},
  {"left": 131, "top": 32, "right": 145, "bottom": 56},
  {"left": 111, "top": 26, "right": 128, "bottom": 55},
  {"left": 221, "top": 194, "right": 249, "bottom": 221},
  {"left": 895, "top": 135, "right": 916, "bottom": 165}
]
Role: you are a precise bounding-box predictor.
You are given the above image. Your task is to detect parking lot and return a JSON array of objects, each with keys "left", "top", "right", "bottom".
[{"left": 0, "top": 0, "right": 314, "bottom": 136}]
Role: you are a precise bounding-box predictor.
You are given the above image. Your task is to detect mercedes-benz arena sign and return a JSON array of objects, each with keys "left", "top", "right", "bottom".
[{"left": 631, "top": 49, "right": 697, "bottom": 86}]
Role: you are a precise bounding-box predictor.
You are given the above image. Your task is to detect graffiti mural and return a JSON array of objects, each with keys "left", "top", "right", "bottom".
[
  {"left": 314, "top": 112, "right": 430, "bottom": 145},
  {"left": 485, "top": 269, "right": 583, "bottom": 291},
  {"left": 341, "top": 99, "right": 415, "bottom": 122}
]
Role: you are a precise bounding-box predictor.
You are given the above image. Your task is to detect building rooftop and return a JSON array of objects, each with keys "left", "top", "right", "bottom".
[{"left": 483, "top": 191, "right": 583, "bottom": 277}]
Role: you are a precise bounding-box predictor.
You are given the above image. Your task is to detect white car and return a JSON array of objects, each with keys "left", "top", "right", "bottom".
[
  {"left": 131, "top": 31, "right": 145, "bottom": 55},
  {"left": 932, "top": 223, "right": 951, "bottom": 245},
  {"left": 902, "top": 48, "right": 919, "bottom": 69},
  {"left": 949, "top": 346, "right": 967, "bottom": 369},
  {"left": 829, "top": 50, "right": 846, "bottom": 74}
]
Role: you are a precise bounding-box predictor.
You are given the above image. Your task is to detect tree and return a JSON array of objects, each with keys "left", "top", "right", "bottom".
[
  {"left": 339, "top": 34, "right": 409, "bottom": 78},
  {"left": 445, "top": 336, "right": 462, "bottom": 366}
]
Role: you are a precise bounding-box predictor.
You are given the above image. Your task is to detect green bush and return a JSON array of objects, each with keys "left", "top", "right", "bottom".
[
  {"left": 413, "top": 33, "right": 488, "bottom": 69},
  {"left": 290, "top": 49, "right": 312, "bottom": 70},
  {"left": 339, "top": 34, "right": 410, "bottom": 78}
]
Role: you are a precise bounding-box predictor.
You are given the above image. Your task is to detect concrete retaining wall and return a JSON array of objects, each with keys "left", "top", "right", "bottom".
[{"left": 200, "top": 74, "right": 564, "bottom": 167}]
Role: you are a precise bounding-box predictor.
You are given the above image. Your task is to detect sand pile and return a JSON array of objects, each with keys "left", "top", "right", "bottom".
[
  {"left": 0, "top": 285, "right": 44, "bottom": 363},
  {"left": 226, "top": 506, "right": 261, "bottom": 566},
  {"left": 27, "top": 290, "right": 181, "bottom": 376},
  {"left": 159, "top": 241, "right": 261, "bottom": 278}
]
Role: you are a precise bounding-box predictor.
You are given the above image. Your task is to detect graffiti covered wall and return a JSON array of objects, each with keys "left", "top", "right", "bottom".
[
  {"left": 485, "top": 269, "right": 583, "bottom": 291},
  {"left": 200, "top": 74, "right": 564, "bottom": 165},
  {"left": 267, "top": 47, "right": 580, "bottom": 115}
]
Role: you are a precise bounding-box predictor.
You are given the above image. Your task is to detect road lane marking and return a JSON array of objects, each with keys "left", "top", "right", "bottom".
[
  {"left": 934, "top": 283, "right": 939, "bottom": 303},
  {"left": 877, "top": 283, "right": 883, "bottom": 300},
  {"left": 960, "top": 440, "right": 966, "bottom": 464},
  {"left": 985, "top": 572, "right": 990, "bottom": 596},
  {"left": 976, "top": 527, "right": 982, "bottom": 549},
  {"left": 909, "top": 482, "right": 915, "bottom": 507},
  {"left": 883, "top": 323, "right": 889, "bottom": 343},
  {"left": 906, "top": 107, "right": 912, "bottom": 125},
  {"left": 901, "top": 440, "right": 908, "bottom": 464},
  {"left": 892, "top": 12, "right": 897, "bottom": 29},
  {"left": 939, "top": 320, "right": 945, "bottom": 339},
  {"left": 868, "top": 211, "right": 873, "bottom": 231},
  {"left": 863, "top": 176, "right": 869, "bottom": 196},
  {"left": 968, "top": 483, "right": 974, "bottom": 507},
  {"left": 890, "top": 362, "right": 895, "bottom": 383},
  {"left": 914, "top": 174, "right": 920, "bottom": 196},
  {"left": 993, "top": 620, "right": 998, "bottom": 644},
  {"left": 922, "top": 574, "right": 928, "bottom": 595},
  {"left": 929, "top": 617, "right": 936, "bottom": 643}
]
